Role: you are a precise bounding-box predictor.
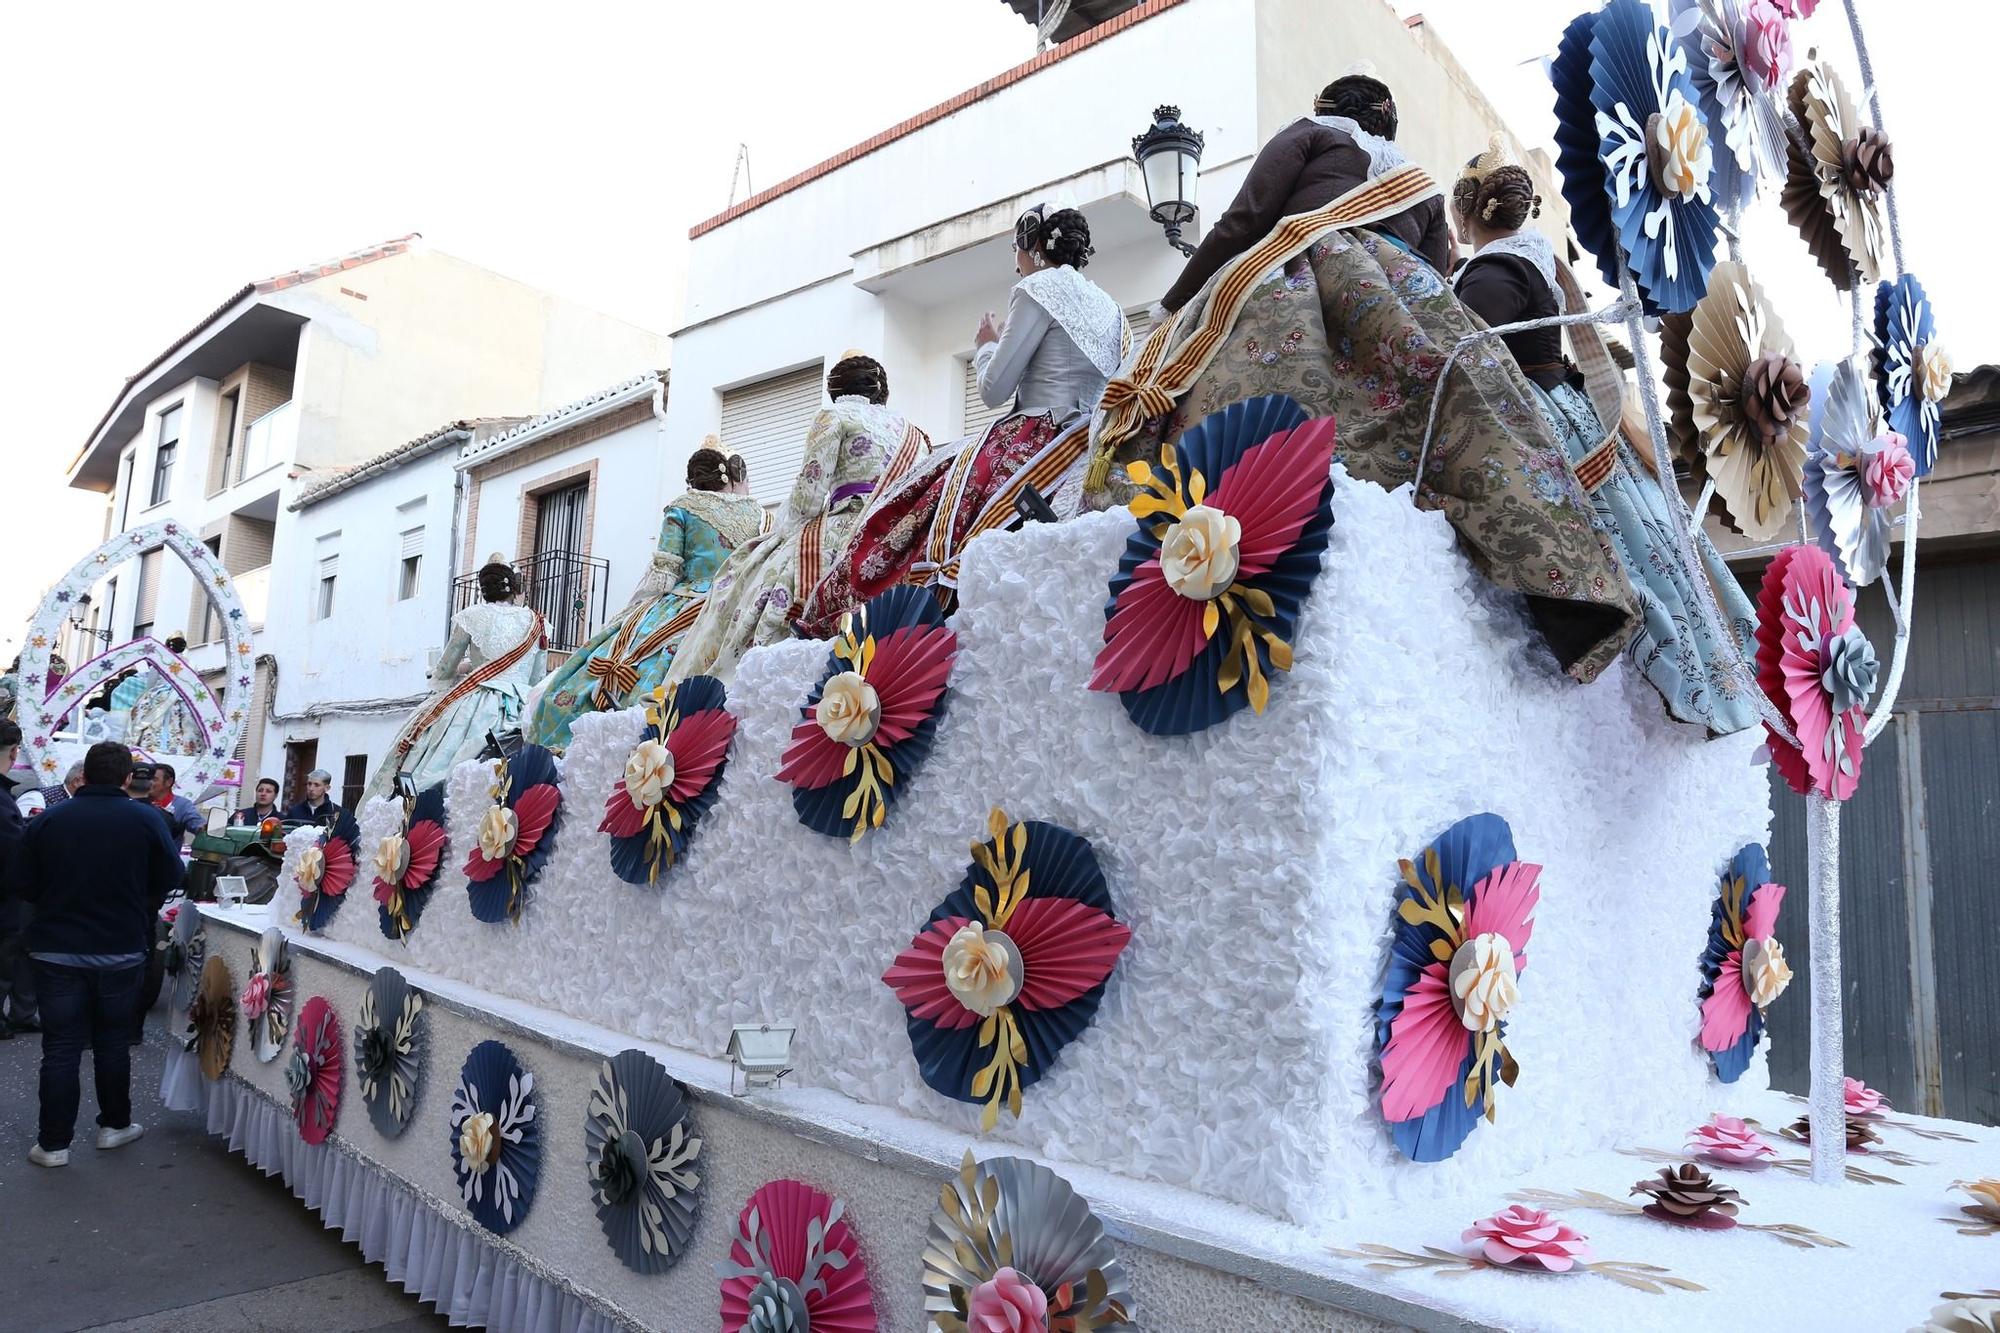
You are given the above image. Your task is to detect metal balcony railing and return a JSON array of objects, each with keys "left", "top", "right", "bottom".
[{"left": 451, "top": 549, "right": 610, "bottom": 655}]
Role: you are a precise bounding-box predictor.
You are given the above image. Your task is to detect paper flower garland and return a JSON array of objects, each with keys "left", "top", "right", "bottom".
[
  {"left": 1698, "top": 844, "right": 1792, "bottom": 1082},
  {"left": 186, "top": 954, "right": 236, "bottom": 1081},
  {"left": 1670, "top": 0, "right": 1791, "bottom": 213},
  {"left": 1088, "top": 395, "right": 1336, "bottom": 736},
  {"left": 243, "top": 927, "right": 293, "bottom": 1063},
  {"left": 778, "top": 587, "right": 956, "bottom": 842},
  {"left": 1876, "top": 273, "right": 1951, "bottom": 476},
  {"left": 1781, "top": 54, "right": 1891, "bottom": 291},
  {"left": 354, "top": 967, "right": 425, "bottom": 1139},
  {"left": 601, "top": 677, "right": 736, "bottom": 885},
  {"left": 883, "top": 808, "right": 1131, "bottom": 1131},
  {"left": 1376, "top": 812, "right": 1542, "bottom": 1163},
  {"left": 585, "top": 1049, "right": 704, "bottom": 1275},
  {"left": 1755, "top": 545, "right": 1876, "bottom": 799},
  {"left": 288, "top": 996, "right": 342, "bottom": 1145},
  {"left": 373, "top": 783, "right": 447, "bottom": 941},
  {"left": 294, "top": 811, "right": 361, "bottom": 934},
  {"left": 1804, "top": 359, "right": 1909, "bottom": 588},
  {"left": 464, "top": 744, "right": 562, "bottom": 923},
  {"left": 1558, "top": 0, "right": 1721, "bottom": 313},
  {"left": 717, "top": 1180, "right": 874, "bottom": 1333},
  {"left": 449, "top": 1040, "right": 540, "bottom": 1234},
  {"left": 165, "top": 902, "right": 205, "bottom": 1016},
  {"left": 922, "top": 1152, "right": 1134, "bottom": 1332}
]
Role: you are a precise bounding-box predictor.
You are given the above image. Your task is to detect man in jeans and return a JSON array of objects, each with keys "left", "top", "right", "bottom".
[
  {"left": 0, "top": 719, "right": 38, "bottom": 1039},
  {"left": 13, "top": 741, "right": 183, "bottom": 1167}
]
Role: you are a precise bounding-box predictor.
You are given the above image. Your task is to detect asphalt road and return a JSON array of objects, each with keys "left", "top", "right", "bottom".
[{"left": 0, "top": 999, "right": 453, "bottom": 1333}]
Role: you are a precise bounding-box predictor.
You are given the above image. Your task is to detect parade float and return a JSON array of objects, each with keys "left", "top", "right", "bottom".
[{"left": 103, "top": 1, "right": 2000, "bottom": 1328}]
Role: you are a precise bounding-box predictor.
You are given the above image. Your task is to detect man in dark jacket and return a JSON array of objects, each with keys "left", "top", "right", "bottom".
[
  {"left": 0, "top": 718, "right": 39, "bottom": 1039},
  {"left": 15, "top": 741, "right": 184, "bottom": 1167},
  {"left": 284, "top": 768, "right": 342, "bottom": 829}
]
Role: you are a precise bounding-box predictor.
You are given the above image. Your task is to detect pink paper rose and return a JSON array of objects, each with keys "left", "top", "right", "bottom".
[
  {"left": 241, "top": 972, "right": 272, "bottom": 1020},
  {"left": 967, "top": 1267, "right": 1049, "bottom": 1332},
  {"left": 1687, "top": 1113, "right": 1777, "bottom": 1165},
  {"left": 1463, "top": 1206, "right": 1596, "bottom": 1272},
  {"left": 1864, "top": 433, "right": 1914, "bottom": 508},
  {"left": 1744, "top": 0, "right": 1794, "bottom": 88},
  {"left": 1845, "top": 1076, "right": 1888, "bottom": 1117},
  {"left": 1774, "top": 0, "right": 1817, "bottom": 15}
]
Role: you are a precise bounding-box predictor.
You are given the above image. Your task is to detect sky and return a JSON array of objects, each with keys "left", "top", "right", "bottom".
[{"left": 2, "top": 0, "right": 1986, "bottom": 659}]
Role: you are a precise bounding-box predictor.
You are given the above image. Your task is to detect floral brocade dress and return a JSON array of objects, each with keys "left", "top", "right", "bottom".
[
  {"left": 375, "top": 601, "right": 545, "bottom": 800},
  {"left": 526, "top": 490, "right": 767, "bottom": 751}
]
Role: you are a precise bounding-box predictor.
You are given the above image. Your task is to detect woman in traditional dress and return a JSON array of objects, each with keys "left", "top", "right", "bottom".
[
  {"left": 525, "top": 444, "right": 766, "bottom": 750},
  {"left": 1087, "top": 73, "right": 1640, "bottom": 683},
  {"left": 666, "top": 355, "right": 928, "bottom": 685},
  {"left": 798, "top": 207, "right": 1125, "bottom": 635},
  {"left": 125, "top": 634, "right": 203, "bottom": 755},
  {"left": 1448, "top": 145, "right": 1759, "bottom": 733},
  {"left": 364, "top": 558, "right": 545, "bottom": 800}
]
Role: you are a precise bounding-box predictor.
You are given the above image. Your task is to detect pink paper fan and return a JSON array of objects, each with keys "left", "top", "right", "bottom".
[
  {"left": 1380, "top": 965, "right": 1468, "bottom": 1122},
  {"left": 868, "top": 623, "right": 957, "bottom": 747},
  {"left": 511, "top": 783, "right": 560, "bottom": 857},
  {"left": 1003, "top": 896, "right": 1133, "bottom": 1012},
  {"left": 666, "top": 708, "right": 737, "bottom": 802},
  {"left": 720, "top": 1180, "right": 873, "bottom": 1333},
  {"left": 294, "top": 996, "right": 342, "bottom": 1145},
  {"left": 598, "top": 782, "right": 648, "bottom": 838},
  {"left": 320, "top": 836, "right": 355, "bottom": 898},
  {"left": 882, "top": 917, "right": 980, "bottom": 1030},
  {"left": 1460, "top": 861, "right": 1541, "bottom": 964},
  {"left": 777, "top": 721, "right": 850, "bottom": 792},
  {"left": 1700, "top": 951, "right": 1755, "bottom": 1053},
  {"left": 403, "top": 819, "right": 445, "bottom": 888},
  {"left": 1204, "top": 415, "right": 1339, "bottom": 580},
  {"left": 1756, "top": 545, "right": 1866, "bottom": 799},
  {"left": 1089, "top": 558, "right": 1209, "bottom": 694},
  {"left": 464, "top": 845, "right": 503, "bottom": 882},
  {"left": 1743, "top": 881, "right": 1786, "bottom": 942}
]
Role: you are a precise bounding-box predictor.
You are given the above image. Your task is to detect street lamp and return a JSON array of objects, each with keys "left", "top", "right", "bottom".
[
  {"left": 1133, "top": 105, "right": 1205, "bottom": 257},
  {"left": 67, "top": 592, "right": 113, "bottom": 644}
]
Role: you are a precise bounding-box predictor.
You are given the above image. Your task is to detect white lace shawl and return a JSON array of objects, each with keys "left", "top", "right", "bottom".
[
  {"left": 1016, "top": 266, "right": 1126, "bottom": 378},
  {"left": 1306, "top": 115, "right": 1411, "bottom": 179}
]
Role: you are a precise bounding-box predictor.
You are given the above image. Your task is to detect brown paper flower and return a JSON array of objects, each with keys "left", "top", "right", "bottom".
[
  {"left": 1631, "top": 1164, "right": 1743, "bottom": 1225},
  {"left": 1781, "top": 54, "right": 1889, "bottom": 290},
  {"left": 1742, "top": 352, "right": 1810, "bottom": 443},
  {"left": 1790, "top": 1112, "right": 1882, "bottom": 1152}
]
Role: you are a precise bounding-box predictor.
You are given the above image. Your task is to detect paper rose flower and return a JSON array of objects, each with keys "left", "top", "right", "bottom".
[
  {"left": 372, "top": 782, "right": 447, "bottom": 941},
  {"left": 1687, "top": 1113, "right": 1778, "bottom": 1166},
  {"left": 922, "top": 1153, "right": 1133, "bottom": 1333},
  {"left": 1631, "top": 1164, "right": 1742, "bottom": 1228},
  {"left": 1376, "top": 813, "right": 1541, "bottom": 1162},
  {"left": 1755, "top": 545, "right": 1874, "bottom": 799},
  {"left": 293, "top": 811, "right": 360, "bottom": 933},
  {"left": 602, "top": 676, "right": 736, "bottom": 885},
  {"left": 290, "top": 996, "right": 342, "bottom": 1145},
  {"left": 241, "top": 971, "right": 272, "bottom": 1021},
  {"left": 1781, "top": 56, "right": 1889, "bottom": 291},
  {"left": 1698, "top": 844, "right": 1791, "bottom": 1082},
  {"left": 718, "top": 1180, "right": 874, "bottom": 1333},
  {"left": 1803, "top": 359, "right": 1905, "bottom": 587},
  {"left": 884, "top": 808, "right": 1131, "bottom": 1131},
  {"left": 585, "top": 1049, "right": 703, "bottom": 1275},
  {"left": 1668, "top": 0, "right": 1792, "bottom": 213},
  {"left": 1089, "top": 395, "right": 1336, "bottom": 735},
  {"left": 1463, "top": 1206, "right": 1594, "bottom": 1272},
  {"left": 353, "top": 967, "right": 425, "bottom": 1139},
  {"left": 1741, "top": 0, "right": 1792, "bottom": 87},
  {"left": 464, "top": 744, "right": 561, "bottom": 923},
  {"left": 1553, "top": 0, "right": 1720, "bottom": 314},
  {"left": 1844, "top": 1075, "right": 1888, "bottom": 1117},
  {"left": 1875, "top": 273, "right": 1949, "bottom": 475},
  {"left": 244, "top": 927, "right": 292, "bottom": 1063},
  {"left": 1914, "top": 1298, "right": 2000, "bottom": 1333},
  {"left": 449, "top": 1040, "right": 540, "bottom": 1234},
  {"left": 1954, "top": 1179, "right": 2000, "bottom": 1236},
  {"left": 778, "top": 587, "right": 955, "bottom": 842}
]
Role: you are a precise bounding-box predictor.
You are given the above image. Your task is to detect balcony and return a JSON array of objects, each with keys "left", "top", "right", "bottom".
[
  {"left": 235, "top": 564, "right": 272, "bottom": 629},
  {"left": 240, "top": 400, "right": 298, "bottom": 483},
  {"left": 451, "top": 549, "right": 611, "bottom": 656}
]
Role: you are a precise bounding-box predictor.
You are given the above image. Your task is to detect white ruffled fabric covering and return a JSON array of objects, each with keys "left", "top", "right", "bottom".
[{"left": 317, "top": 472, "right": 1771, "bottom": 1227}]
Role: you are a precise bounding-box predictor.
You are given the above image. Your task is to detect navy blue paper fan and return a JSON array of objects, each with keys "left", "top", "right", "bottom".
[
  {"left": 449, "top": 1040, "right": 540, "bottom": 1235},
  {"left": 1100, "top": 394, "right": 1335, "bottom": 736},
  {"left": 1875, "top": 274, "right": 1942, "bottom": 476},
  {"left": 1699, "top": 843, "right": 1772, "bottom": 1083},
  {"left": 606, "top": 675, "right": 732, "bottom": 887},
  {"left": 467, "top": 744, "right": 562, "bottom": 925},
  {"left": 1551, "top": 9, "right": 1625, "bottom": 294},
  {"left": 380, "top": 782, "right": 447, "bottom": 941},
  {"left": 299, "top": 810, "right": 362, "bottom": 933},
  {"left": 586, "top": 1048, "right": 702, "bottom": 1273}
]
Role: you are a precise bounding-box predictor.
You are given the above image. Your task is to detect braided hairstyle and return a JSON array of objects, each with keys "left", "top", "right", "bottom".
[
  {"left": 686, "top": 446, "right": 731, "bottom": 491},
  {"left": 1014, "top": 206, "right": 1095, "bottom": 270},
  {"left": 1315, "top": 74, "right": 1398, "bottom": 139},
  {"left": 724, "top": 453, "right": 747, "bottom": 486},
  {"left": 1452, "top": 160, "right": 1542, "bottom": 232},
  {"left": 826, "top": 354, "right": 889, "bottom": 405},
  {"left": 477, "top": 561, "right": 521, "bottom": 603}
]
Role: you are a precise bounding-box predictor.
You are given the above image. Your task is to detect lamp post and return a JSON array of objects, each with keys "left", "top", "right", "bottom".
[
  {"left": 1133, "top": 105, "right": 1205, "bottom": 257},
  {"left": 67, "top": 592, "right": 113, "bottom": 645}
]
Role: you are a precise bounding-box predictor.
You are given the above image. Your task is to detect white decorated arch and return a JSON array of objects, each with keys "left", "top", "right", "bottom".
[{"left": 19, "top": 520, "right": 249, "bottom": 790}]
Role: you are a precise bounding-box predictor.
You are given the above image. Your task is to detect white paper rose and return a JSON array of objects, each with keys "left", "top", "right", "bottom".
[
  {"left": 1651, "top": 90, "right": 1711, "bottom": 202},
  {"left": 1918, "top": 341, "right": 1954, "bottom": 404},
  {"left": 1449, "top": 932, "right": 1520, "bottom": 1032},
  {"left": 372, "top": 832, "right": 410, "bottom": 885},
  {"left": 1741, "top": 937, "right": 1793, "bottom": 1007},
  {"left": 1159, "top": 503, "right": 1242, "bottom": 602},
  {"left": 477, "top": 806, "right": 519, "bottom": 862},
  {"left": 297, "top": 845, "right": 325, "bottom": 890},
  {"left": 624, "top": 738, "right": 675, "bottom": 810},
  {"left": 815, "top": 671, "right": 881, "bottom": 747},
  {"left": 459, "top": 1110, "right": 496, "bottom": 1173},
  {"left": 941, "top": 922, "right": 1022, "bottom": 1016}
]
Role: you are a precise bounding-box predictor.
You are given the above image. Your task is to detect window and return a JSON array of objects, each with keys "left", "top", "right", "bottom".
[
  {"left": 314, "top": 533, "right": 340, "bottom": 621},
  {"left": 133, "top": 549, "right": 162, "bottom": 640},
  {"left": 341, "top": 754, "right": 367, "bottom": 811},
  {"left": 196, "top": 537, "right": 224, "bottom": 643},
  {"left": 961, "top": 356, "right": 1014, "bottom": 439},
  {"left": 397, "top": 526, "right": 424, "bottom": 600},
  {"left": 210, "top": 389, "right": 240, "bottom": 495},
  {"left": 719, "top": 364, "right": 826, "bottom": 506},
  {"left": 117, "top": 452, "right": 135, "bottom": 532},
  {"left": 149, "top": 404, "right": 182, "bottom": 506},
  {"left": 283, "top": 739, "right": 318, "bottom": 808}
]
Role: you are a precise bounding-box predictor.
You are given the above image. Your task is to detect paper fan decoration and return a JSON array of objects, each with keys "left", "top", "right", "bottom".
[
  {"left": 373, "top": 782, "right": 448, "bottom": 941},
  {"left": 464, "top": 744, "right": 562, "bottom": 923},
  {"left": 1666, "top": 261, "right": 1809, "bottom": 540},
  {"left": 242, "top": 927, "right": 293, "bottom": 1063},
  {"left": 1803, "top": 359, "right": 1909, "bottom": 587},
  {"left": 449, "top": 1040, "right": 540, "bottom": 1234},
  {"left": 294, "top": 810, "right": 361, "bottom": 933},
  {"left": 164, "top": 901, "right": 206, "bottom": 1015},
  {"left": 1088, "top": 395, "right": 1336, "bottom": 736},
  {"left": 1875, "top": 273, "right": 1951, "bottom": 476},
  {"left": 1376, "top": 813, "right": 1542, "bottom": 1163},
  {"left": 717, "top": 1180, "right": 874, "bottom": 1333},
  {"left": 1568, "top": 0, "right": 1722, "bottom": 314},
  {"left": 1754, "top": 544, "right": 1876, "bottom": 799},
  {"left": 1697, "top": 845, "right": 1793, "bottom": 1082},
  {"left": 922, "top": 1152, "right": 1134, "bottom": 1332},
  {"left": 778, "top": 587, "right": 956, "bottom": 842},
  {"left": 185, "top": 953, "right": 236, "bottom": 1081},
  {"left": 585, "top": 1049, "right": 704, "bottom": 1274},
  {"left": 288, "top": 996, "right": 343, "bottom": 1144},
  {"left": 1781, "top": 54, "right": 1890, "bottom": 291},
  {"left": 354, "top": 967, "right": 426, "bottom": 1139},
  {"left": 601, "top": 676, "right": 736, "bottom": 885},
  {"left": 884, "top": 808, "right": 1131, "bottom": 1131},
  {"left": 1670, "top": 0, "right": 1792, "bottom": 214}
]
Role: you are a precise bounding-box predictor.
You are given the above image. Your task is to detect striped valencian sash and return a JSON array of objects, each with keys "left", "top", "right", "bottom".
[
  {"left": 916, "top": 417, "right": 1093, "bottom": 589},
  {"left": 1089, "top": 162, "right": 1441, "bottom": 483},
  {"left": 1556, "top": 259, "right": 1628, "bottom": 494},
  {"left": 586, "top": 596, "right": 706, "bottom": 708},
  {"left": 796, "top": 419, "right": 931, "bottom": 596},
  {"left": 388, "top": 610, "right": 546, "bottom": 763}
]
